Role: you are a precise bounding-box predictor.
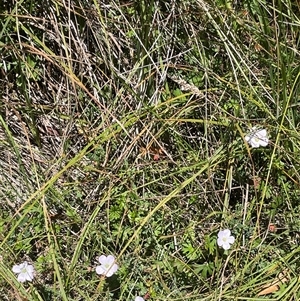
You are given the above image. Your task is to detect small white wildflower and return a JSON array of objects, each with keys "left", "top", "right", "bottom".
[
  {"left": 245, "top": 127, "right": 268, "bottom": 148},
  {"left": 95, "top": 255, "right": 118, "bottom": 277},
  {"left": 135, "top": 297, "right": 145, "bottom": 301},
  {"left": 217, "top": 229, "right": 235, "bottom": 250},
  {"left": 12, "top": 261, "right": 35, "bottom": 283}
]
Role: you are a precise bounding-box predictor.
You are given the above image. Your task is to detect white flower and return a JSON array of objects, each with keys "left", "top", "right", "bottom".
[
  {"left": 135, "top": 297, "right": 145, "bottom": 301},
  {"left": 95, "top": 255, "right": 119, "bottom": 277},
  {"left": 245, "top": 127, "right": 268, "bottom": 148},
  {"left": 217, "top": 229, "right": 235, "bottom": 250},
  {"left": 12, "top": 261, "right": 35, "bottom": 283}
]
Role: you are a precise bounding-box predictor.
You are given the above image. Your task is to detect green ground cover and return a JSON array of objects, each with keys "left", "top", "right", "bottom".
[{"left": 0, "top": 0, "right": 300, "bottom": 300}]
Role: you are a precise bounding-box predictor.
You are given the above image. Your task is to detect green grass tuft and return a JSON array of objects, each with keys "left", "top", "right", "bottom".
[{"left": 0, "top": 0, "right": 300, "bottom": 300}]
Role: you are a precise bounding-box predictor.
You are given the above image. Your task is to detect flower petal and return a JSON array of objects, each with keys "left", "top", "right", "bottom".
[
  {"left": 257, "top": 129, "right": 267, "bottom": 137},
  {"left": 106, "top": 255, "right": 116, "bottom": 265},
  {"left": 217, "top": 230, "right": 225, "bottom": 239},
  {"left": 12, "top": 264, "right": 22, "bottom": 273},
  {"left": 217, "top": 237, "right": 223, "bottom": 246},
  {"left": 223, "top": 229, "right": 231, "bottom": 236},
  {"left": 259, "top": 139, "right": 268, "bottom": 146},
  {"left": 106, "top": 263, "right": 119, "bottom": 277},
  {"left": 228, "top": 236, "right": 235, "bottom": 244},
  {"left": 25, "top": 272, "right": 34, "bottom": 282},
  {"left": 26, "top": 265, "right": 34, "bottom": 274},
  {"left": 98, "top": 255, "right": 108, "bottom": 264},
  {"left": 95, "top": 265, "right": 106, "bottom": 275},
  {"left": 17, "top": 273, "right": 28, "bottom": 283},
  {"left": 222, "top": 242, "right": 231, "bottom": 250},
  {"left": 105, "top": 268, "right": 115, "bottom": 277},
  {"left": 251, "top": 140, "right": 260, "bottom": 148}
]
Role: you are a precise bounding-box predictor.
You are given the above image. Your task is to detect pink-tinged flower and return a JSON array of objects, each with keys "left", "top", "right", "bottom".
[
  {"left": 135, "top": 297, "right": 145, "bottom": 301},
  {"left": 245, "top": 127, "right": 268, "bottom": 148},
  {"left": 95, "top": 255, "right": 118, "bottom": 277},
  {"left": 217, "top": 229, "right": 235, "bottom": 250},
  {"left": 12, "top": 261, "right": 35, "bottom": 283}
]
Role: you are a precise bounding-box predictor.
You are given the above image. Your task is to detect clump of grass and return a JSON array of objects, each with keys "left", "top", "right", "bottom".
[{"left": 0, "top": 0, "right": 300, "bottom": 300}]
